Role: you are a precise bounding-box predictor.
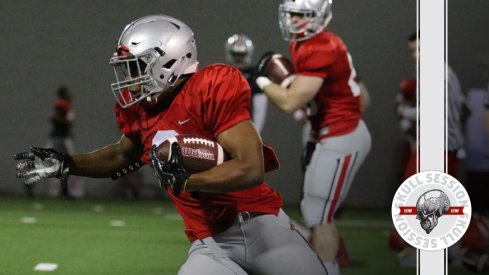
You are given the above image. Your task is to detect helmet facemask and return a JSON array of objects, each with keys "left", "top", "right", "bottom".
[
  {"left": 279, "top": 0, "right": 333, "bottom": 42},
  {"left": 110, "top": 49, "right": 161, "bottom": 108}
]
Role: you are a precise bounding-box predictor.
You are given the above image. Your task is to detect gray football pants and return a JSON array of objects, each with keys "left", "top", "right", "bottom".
[
  {"left": 302, "top": 120, "right": 371, "bottom": 227},
  {"left": 178, "top": 209, "right": 328, "bottom": 275}
]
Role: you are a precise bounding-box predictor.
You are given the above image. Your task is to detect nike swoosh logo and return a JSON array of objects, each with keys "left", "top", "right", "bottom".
[
  {"left": 131, "top": 41, "right": 142, "bottom": 45},
  {"left": 178, "top": 118, "right": 190, "bottom": 125}
]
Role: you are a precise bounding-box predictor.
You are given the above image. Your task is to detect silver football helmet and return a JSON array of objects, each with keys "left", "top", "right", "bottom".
[
  {"left": 225, "top": 34, "right": 254, "bottom": 67},
  {"left": 279, "top": 0, "right": 333, "bottom": 41},
  {"left": 110, "top": 15, "right": 198, "bottom": 108}
]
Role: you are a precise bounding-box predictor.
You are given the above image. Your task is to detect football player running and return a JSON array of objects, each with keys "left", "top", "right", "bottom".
[
  {"left": 14, "top": 15, "right": 328, "bottom": 275},
  {"left": 256, "top": 1, "right": 371, "bottom": 274}
]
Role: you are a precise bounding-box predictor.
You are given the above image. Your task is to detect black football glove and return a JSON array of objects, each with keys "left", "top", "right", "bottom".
[
  {"left": 14, "top": 147, "right": 71, "bottom": 185},
  {"left": 150, "top": 142, "right": 190, "bottom": 196},
  {"left": 301, "top": 141, "right": 317, "bottom": 173},
  {"left": 256, "top": 51, "right": 276, "bottom": 76}
]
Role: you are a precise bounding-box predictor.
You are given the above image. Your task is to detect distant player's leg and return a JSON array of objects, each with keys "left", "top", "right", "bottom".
[
  {"left": 336, "top": 235, "right": 351, "bottom": 267},
  {"left": 302, "top": 121, "right": 371, "bottom": 275}
]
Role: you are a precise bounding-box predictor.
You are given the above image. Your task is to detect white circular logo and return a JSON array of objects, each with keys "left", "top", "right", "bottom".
[{"left": 391, "top": 171, "right": 472, "bottom": 251}]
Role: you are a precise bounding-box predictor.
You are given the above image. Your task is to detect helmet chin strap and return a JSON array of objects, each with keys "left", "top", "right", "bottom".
[
  {"left": 147, "top": 61, "right": 198, "bottom": 104},
  {"left": 146, "top": 96, "right": 156, "bottom": 103},
  {"left": 144, "top": 72, "right": 194, "bottom": 105},
  {"left": 146, "top": 90, "right": 164, "bottom": 104}
]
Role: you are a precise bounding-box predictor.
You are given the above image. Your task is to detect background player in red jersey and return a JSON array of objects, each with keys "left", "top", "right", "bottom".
[
  {"left": 25, "top": 86, "right": 77, "bottom": 199},
  {"left": 14, "top": 15, "right": 328, "bottom": 274},
  {"left": 256, "top": 1, "right": 372, "bottom": 274}
]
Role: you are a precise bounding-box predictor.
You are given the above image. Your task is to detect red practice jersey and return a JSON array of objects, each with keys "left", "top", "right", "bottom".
[
  {"left": 290, "top": 30, "right": 362, "bottom": 140},
  {"left": 54, "top": 98, "right": 71, "bottom": 118},
  {"left": 115, "top": 64, "right": 283, "bottom": 241}
]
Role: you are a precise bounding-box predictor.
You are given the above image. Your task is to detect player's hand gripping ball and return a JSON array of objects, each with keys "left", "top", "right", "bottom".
[
  {"left": 150, "top": 134, "right": 228, "bottom": 195},
  {"left": 154, "top": 134, "right": 227, "bottom": 173},
  {"left": 257, "top": 51, "right": 295, "bottom": 88}
]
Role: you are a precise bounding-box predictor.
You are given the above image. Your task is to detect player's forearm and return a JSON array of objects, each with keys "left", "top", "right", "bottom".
[
  {"left": 69, "top": 144, "right": 135, "bottom": 178},
  {"left": 263, "top": 83, "right": 301, "bottom": 114},
  {"left": 185, "top": 158, "right": 264, "bottom": 193},
  {"left": 359, "top": 82, "right": 370, "bottom": 112}
]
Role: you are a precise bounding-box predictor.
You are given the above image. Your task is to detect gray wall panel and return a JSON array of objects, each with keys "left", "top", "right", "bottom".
[{"left": 2, "top": 1, "right": 484, "bottom": 208}]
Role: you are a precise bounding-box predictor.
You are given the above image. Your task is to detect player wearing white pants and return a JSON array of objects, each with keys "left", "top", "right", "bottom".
[
  {"left": 257, "top": 1, "right": 372, "bottom": 273},
  {"left": 302, "top": 120, "right": 371, "bottom": 226},
  {"left": 301, "top": 121, "right": 371, "bottom": 274},
  {"left": 179, "top": 209, "right": 328, "bottom": 275}
]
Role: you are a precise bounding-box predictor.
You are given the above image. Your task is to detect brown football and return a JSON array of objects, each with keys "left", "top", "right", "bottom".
[
  {"left": 265, "top": 54, "right": 296, "bottom": 88},
  {"left": 154, "top": 134, "right": 227, "bottom": 173}
]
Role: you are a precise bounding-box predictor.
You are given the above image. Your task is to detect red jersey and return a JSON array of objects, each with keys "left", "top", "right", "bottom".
[
  {"left": 290, "top": 30, "right": 362, "bottom": 140},
  {"left": 115, "top": 64, "right": 283, "bottom": 241},
  {"left": 51, "top": 98, "right": 73, "bottom": 137},
  {"left": 54, "top": 98, "right": 71, "bottom": 116}
]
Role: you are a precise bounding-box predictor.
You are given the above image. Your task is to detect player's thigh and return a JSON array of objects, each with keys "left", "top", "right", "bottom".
[
  {"left": 178, "top": 253, "right": 244, "bottom": 275},
  {"left": 302, "top": 124, "right": 370, "bottom": 198},
  {"left": 245, "top": 212, "right": 327, "bottom": 275},
  {"left": 303, "top": 146, "right": 343, "bottom": 199},
  {"left": 302, "top": 147, "right": 362, "bottom": 226},
  {"left": 301, "top": 121, "right": 371, "bottom": 226}
]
